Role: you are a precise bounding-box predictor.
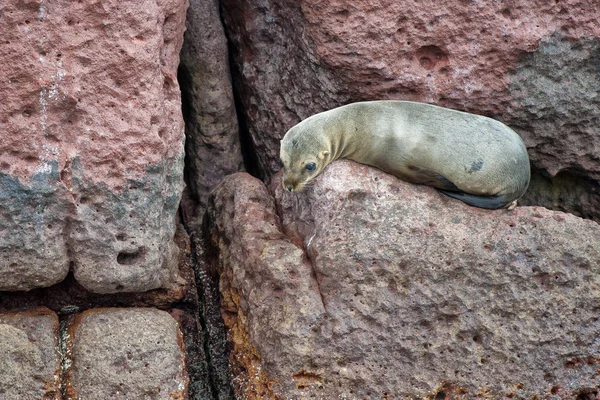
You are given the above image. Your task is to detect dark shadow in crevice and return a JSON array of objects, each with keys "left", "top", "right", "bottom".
[
  {"left": 519, "top": 166, "right": 600, "bottom": 223},
  {"left": 230, "top": 78, "right": 262, "bottom": 180},
  {"left": 177, "top": 63, "right": 201, "bottom": 214},
  {"left": 218, "top": 3, "right": 262, "bottom": 181},
  {"left": 196, "top": 217, "right": 236, "bottom": 400},
  {"left": 177, "top": 61, "right": 236, "bottom": 400}
]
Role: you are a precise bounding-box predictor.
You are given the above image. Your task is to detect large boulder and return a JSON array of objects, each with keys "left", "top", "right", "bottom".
[
  {"left": 221, "top": 0, "right": 600, "bottom": 219},
  {"left": 205, "top": 162, "right": 600, "bottom": 398},
  {"left": 0, "top": 0, "right": 188, "bottom": 292}
]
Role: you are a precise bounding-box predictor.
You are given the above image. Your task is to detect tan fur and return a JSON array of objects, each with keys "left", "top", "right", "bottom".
[{"left": 280, "top": 101, "right": 530, "bottom": 209}]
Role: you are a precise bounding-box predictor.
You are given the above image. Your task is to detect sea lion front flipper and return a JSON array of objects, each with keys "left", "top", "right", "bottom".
[
  {"left": 438, "top": 190, "right": 511, "bottom": 210},
  {"left": 405, "top": 166, "right": 461, "bottom": 192},
  {"left": 404, "top": 166, "right": 510, "bottom": 209}
]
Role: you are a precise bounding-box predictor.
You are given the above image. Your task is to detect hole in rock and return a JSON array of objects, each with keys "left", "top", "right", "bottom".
[{"left": 116, "top": 248, "right": 145, "bottom": 265}]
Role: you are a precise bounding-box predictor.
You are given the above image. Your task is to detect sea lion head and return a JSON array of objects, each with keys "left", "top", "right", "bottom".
[{"left": 280, "top": 121, "right": 331, "bottom": 192}]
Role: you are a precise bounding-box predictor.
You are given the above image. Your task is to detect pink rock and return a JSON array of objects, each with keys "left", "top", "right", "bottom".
[
  {"left": 205, "top": 172, "right": 327, "bottom": 399},
  {"left": 0, "top": 0, "right": 188, "bottom": 292},
  {"left": 221, "top": 0, "right": 600, "bottom": 217},
  {"left": 206, "top": 161, "right": 600, "bottom": 398}
]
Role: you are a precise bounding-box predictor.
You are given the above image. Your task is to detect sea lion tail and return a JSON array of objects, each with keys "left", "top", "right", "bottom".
[{"left": 438, "top": 190, "right": 513, "bottom": 210}]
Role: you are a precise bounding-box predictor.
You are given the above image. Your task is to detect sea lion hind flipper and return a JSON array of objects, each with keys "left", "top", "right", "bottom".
[{"left": 438, "top": 189, "right": 511, "bottom": 210}]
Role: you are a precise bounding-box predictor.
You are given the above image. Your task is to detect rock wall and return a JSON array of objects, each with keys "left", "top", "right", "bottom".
[
  {"left": 0, "top": 1, "right": 237, "bottom": 398},
  {"left": 0, "top": 0, "right": 187, "bottom": 293},
  {"left": 2, "top": 0, "right": 600, "bottom": 398},
  {"left": 221, "top": 0, "right": 600, "bottom": 219}
]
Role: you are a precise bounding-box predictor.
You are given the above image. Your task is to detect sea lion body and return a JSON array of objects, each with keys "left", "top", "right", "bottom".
[{"left": 280, "top": 101, "right": 530, "bottom": 209}]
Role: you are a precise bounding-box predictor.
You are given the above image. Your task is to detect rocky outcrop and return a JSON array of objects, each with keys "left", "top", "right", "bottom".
[
  {"left": 205, "top": 171, "right": 325, "bottom": 399},
  {"left": 220, "top": 0, "right": 600, "bottom": 219},
  {"left": 0, "top": 0, "right": 188, "bottom": 292},
  {"left": 179, "top": 0, "right": 244, "bottom": 224},
  {"left": 205, "top": 162, "right": 600, "bottom": 399}
]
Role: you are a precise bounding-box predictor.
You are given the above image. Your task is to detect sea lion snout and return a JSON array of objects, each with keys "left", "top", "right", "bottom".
[
  {"left": 282, "top": 178, "right": 298, "bottom": 192},
  {"left": 282, "top": 175, "right": 304, "bottom": 192}
]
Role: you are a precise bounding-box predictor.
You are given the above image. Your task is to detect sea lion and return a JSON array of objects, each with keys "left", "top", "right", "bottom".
[{"left": 279, "top": 101, "right": 530, "bottom": 209}]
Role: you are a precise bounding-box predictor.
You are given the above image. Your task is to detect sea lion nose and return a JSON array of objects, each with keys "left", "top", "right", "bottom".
[{"left": 286, "top": 185, "right": 293, "bottom": 192}]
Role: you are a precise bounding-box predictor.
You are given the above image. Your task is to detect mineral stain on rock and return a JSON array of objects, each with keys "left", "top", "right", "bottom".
[{"left": 509, "top": 34, "right": 600, "bottom": 219}]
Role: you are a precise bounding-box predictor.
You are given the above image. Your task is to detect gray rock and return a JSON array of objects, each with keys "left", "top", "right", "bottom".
[
  {"left": 65, "top": 308, "right": 188, "bottom": 399},
  {"left": 0, "top": 308, "right": 61, "bottom": 399},
  {"left": 509, "top": 34, "right": 600, "bottom": 220}
]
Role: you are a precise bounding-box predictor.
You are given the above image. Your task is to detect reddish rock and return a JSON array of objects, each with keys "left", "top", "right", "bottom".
[
  {"left": 0, "top": 308, "right": 61, "bottom": 399},
  {"left": 205, "top": 172, "right": 326, "bottom": 399},
  {"left": 65, "top": 308, "right": 188, "bottom": 399},
  {"left": 179, "top": 0, "right": 244, "bottom": 225},
  {"left": 221, "top": 0, "right": 600, "bottom": 217},
  {"left": 206, "top": 163, "right": 600, "bottom": 398},
  {"left": 0, "top": 0, "right": 188, "bottom": 292}
]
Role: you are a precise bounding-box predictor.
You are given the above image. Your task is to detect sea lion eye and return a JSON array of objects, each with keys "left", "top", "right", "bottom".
[
  {"left": 306, "top": 162, "right": 316, "bottom": 171},
  {"left": 280, "top": 158, "right": 284, "bottom": 168}
]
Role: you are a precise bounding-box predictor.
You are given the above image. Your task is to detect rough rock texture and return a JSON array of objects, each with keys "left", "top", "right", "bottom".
[
  {"left": 205, "top": 172, "right": 325, "bottom": 399},
  {"left": 0, "top": 0, "right": 188, "bottom": 292},
  {"left": 0, "top": 225, "right": 231, "bottom": 400},
  {"left": 178, "top": 0, "right": 244, "bottom": 225},
  {"left": 205, "top": 163, "right": 600, "bottom": 399},
  {"left": 220, "top": 0, "right": 600, "bottom": 218},
  {"left": 65, "top": 308, "right": 188, "bottom": 399},
  {"left": 0, "top": 308, "right": 61, "bottom": 399},
  {"left": 0, "top": 224, "right": 193, "bottom": 313}
]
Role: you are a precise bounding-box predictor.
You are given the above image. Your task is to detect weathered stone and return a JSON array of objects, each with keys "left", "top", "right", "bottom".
[
  {"left": 508, "top": 34, "right": 600, "bottom": 221},
  {"left": 0, "top": 308, "right": 61, "bottom": 399},
  {"left": 206, "top": 163, "right": 600, "bottom": 398},
  {"left": 221, "top": 0, "right": 600, "bottom": 218},
  {"left": 205, "top": 172, "right": 326, "bottom": 399},
  {"left": 0, "top": 0, "right": 188, "bottom": 292},
  {"left": 65, "top": 308, "right": 188, "bottom": 399},
  {"left": 0, "top": 224, "right": 194, "bottom": 313},
  {"left": 179, "top": 0, "right": 244, "bottom": 225}
]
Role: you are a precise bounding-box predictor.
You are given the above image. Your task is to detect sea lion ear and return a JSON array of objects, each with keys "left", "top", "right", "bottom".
[{"left": 319, "top": 151, "right": 331, "bottom": 159}]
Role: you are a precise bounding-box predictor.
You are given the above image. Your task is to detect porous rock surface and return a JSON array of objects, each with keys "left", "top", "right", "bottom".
[
  {"left": 221, "top": 0, "right": 600, "bottom": 218},
  {"left": 0, "top": 0, "right": 187, "bottom": 292},
  {"left": 179, "top": 0, "right": 244, "bottom": 222},
  {"left": 205, "top": 171, "right": 325, "bottom": 399},
  {"left": 205, "top": 162, "right": 600, "bottom": 399},
  {"left": 0, "top": 308, "right": 61, "bottom": 399},
  {"left": 65, "top": 308, "right": 188, "bottom": 399}
]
